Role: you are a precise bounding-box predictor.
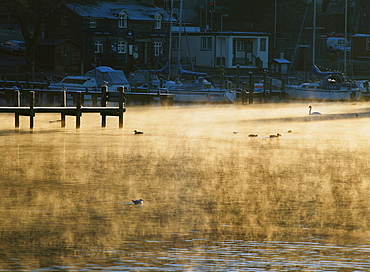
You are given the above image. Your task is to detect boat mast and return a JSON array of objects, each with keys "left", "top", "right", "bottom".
[
  {"left": 312, "top": 0, "right": 316, "bottom": 65},
  {"left": 177, "top": 0, "right": 183, "bottom": 65},
  {"left": 344, "top": 0, "right": 348, "bottom": 77},
  {"left": 167, "top": 0, "right": 174, "bottom": 80}
]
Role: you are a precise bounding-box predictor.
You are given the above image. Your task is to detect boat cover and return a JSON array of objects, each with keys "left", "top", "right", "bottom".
[{"left": 85, "top": 66, "right": 130, "bottom": 86}]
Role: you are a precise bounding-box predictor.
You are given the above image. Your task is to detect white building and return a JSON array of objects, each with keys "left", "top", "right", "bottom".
[{"left": 171, "top": 27, "right": 269, "bottom": 69}]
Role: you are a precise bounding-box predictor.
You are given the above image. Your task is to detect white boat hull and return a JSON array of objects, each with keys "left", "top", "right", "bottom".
[
  {"left": 165, "top": 89, "right": 237, "bottom": 103},
  {"left": 284, "top": 85, "right": 361, "bottom": 101}
]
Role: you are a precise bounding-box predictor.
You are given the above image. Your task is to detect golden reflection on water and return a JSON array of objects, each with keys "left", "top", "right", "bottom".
[{"left": 1, "top": 102, "right": 370, "bottom": 270}]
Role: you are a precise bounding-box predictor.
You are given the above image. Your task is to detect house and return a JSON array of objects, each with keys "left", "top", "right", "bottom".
[
  {"left": 171, "top": 27, "right": 269, "bottom": 69},
  {"left": 35, "top": 39, "right": 81, "bottom": 73},
  {"left": 42, "top": 1, "right": 175, "bottom": 73},
  {"left": 351, "top": 34, "right": 370, "bottom": 60}
]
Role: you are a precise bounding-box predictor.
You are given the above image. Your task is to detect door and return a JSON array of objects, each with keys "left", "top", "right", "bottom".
[
  {"left": 64, "top": 44, "right": 72, "bottom": 67},
  {"left": 232, "top": 39, "right": 252, "bottom": 66}
]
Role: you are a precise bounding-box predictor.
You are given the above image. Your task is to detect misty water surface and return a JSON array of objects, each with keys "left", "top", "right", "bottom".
[{"left": 1, "top": 102, "right": 370, "bottom": 271}]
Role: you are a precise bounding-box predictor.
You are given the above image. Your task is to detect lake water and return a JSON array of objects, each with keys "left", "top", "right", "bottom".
[{"left": 1, "top": 102, "right": 370, "bottom": 271}]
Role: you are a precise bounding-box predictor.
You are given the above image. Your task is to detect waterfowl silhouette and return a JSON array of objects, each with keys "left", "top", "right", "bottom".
[
  {"left": 134, "top": 130, "right": 144, "bottom": 134},
  {"left": 248, "top": 134, "right": 258, "bottom": 137},
  {"left": 269, "top": 133, "right": 281, "bottom": 138},
  {"left": 287, "top": 130, "right": 292, "bottom": 133},
  {"left": 308, "top": 106, "right": 321, "bottom": 115},
  {"left": 132, "top": 199, "right": 143, "bottom": 204}
]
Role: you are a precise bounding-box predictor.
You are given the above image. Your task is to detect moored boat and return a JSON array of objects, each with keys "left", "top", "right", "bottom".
[
  {"left": 134, "top": 77, "right": 237, "bottom": 104},
  {"left": 284, "top": 65, "right": 361, "bottom": 101},
  {"left": 162, "top": 77, "right": 237, "bottom": 103},
  {"left": 48, "top": 66, "right": 131, "bottom": 92}
]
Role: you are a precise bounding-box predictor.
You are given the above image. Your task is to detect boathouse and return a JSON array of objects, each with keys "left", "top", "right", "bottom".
[
  {"left": 35, "top": 39, "right": 82, "bottom": 73},
  {"left": 351, "top": 34, "right": 370, "bottom": 60},
  {"left": 268, "top": 58, "right": 291, "bottom": 77}
]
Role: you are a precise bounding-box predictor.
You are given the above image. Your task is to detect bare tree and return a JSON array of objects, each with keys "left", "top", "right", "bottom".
[{"left": 0, "top": 0, "right": 96, "bottom": 68}]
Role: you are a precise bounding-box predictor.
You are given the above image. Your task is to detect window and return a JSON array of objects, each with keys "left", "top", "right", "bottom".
[
  {"left": 201, "top": 37, "right": 212, "bottom": 51},
  {"left": 154, "top": 13, "right": 162, "bottom": 29},
  {"left": 260, "top": 38, "right": 267, "bottom": 51},
  {"left": 118, "top": 41, "right": 127, "bottom": 53},
  {"left": 366, "top": 38, "right": 370, "bottom": 50},
  {"left": 118, "top": 12, "right": 127, "bottom": 28},
  {"left": 95, "top": 41, "right": 103, "bottom": 53},
  {"left": 153, "top": 42, "right": 162, "bottom": 56},
  {"left": 237, "top": 40, "right": 245, "bottom": 51},
  {"left": 61, "top": 16, "right": 67, "bottom": 27},
  {"left": 90, "top": 19, "right": 97, "bottom": 28},
  {"left": 246, "top": 41, "right": 252, "bottom": 52}
]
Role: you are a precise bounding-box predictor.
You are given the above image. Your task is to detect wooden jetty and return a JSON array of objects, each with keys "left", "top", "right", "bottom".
[
  {"left": 0, "top": 87, "right": 175, "bottom": 107},
  {"left": 0, "top": 86, "right": 126, "bottom": 129}
]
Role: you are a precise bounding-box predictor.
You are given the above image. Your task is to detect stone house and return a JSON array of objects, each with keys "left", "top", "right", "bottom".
[{"left": 43, "top": 0, "right": 175, "bottom": 74}]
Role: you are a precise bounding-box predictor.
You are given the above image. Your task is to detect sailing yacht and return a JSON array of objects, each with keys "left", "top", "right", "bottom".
[
  {"left": 284, "top": 65, "right": 361, "bottom": 101},
  {"left": 132, "top": 0, "right": 237, "bottom": 103},
  {"left": 284, "top": 0, "right": 360, "bottom": 101}
]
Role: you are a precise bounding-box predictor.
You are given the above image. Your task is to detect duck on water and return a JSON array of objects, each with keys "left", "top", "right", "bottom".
[{"left": 132, "top": 199, "right": 143, "bottom": 204}]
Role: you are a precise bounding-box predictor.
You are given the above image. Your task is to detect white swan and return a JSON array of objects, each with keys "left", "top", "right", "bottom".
[{"left": 308, "top": 106, "right": 321, "bottom": 115}]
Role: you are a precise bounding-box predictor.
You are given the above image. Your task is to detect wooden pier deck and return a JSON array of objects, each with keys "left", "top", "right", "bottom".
[
  {"left": 0, "top": 86, "right": 126, "bottom": 129},
  {"left": 0, "top": 88, "right": 176, "bottom": 107}
]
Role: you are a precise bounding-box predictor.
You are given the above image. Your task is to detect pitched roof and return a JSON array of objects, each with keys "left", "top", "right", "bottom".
[
  {"left": 65, "top": 1, "right": 175, "bottom": 22},
  {"left": 269, "top": 59, "right": 291, "bottom": 64},
  {"left": 37, "top": 39, "right": 81, "bottom": 46}
]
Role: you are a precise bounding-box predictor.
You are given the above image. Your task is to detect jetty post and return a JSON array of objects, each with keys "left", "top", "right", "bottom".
[
  {"left": 235, "top": 64, "right": 240, "bottom": 88},
  {"left": 29, "top": 91, "right": 35, "bottom": 129},
  {"left": 248, "top": 71, "right": 254, "bottom": 104},
  {"left": 268, "top": 77, "right": 273, "bottom": 101},
  {"left": 220, "top": 66, "right": 225, "bottom": 88},
  {"left": 14, "top": 90, "right": 21, "bottom": 127},
  {"left": 76, "top": 92, "right": 81, "bottom": 128},
  {"left": 101, "top": 85, "right": 107, "bottom": 127},
  {"left": 262, "top": 69, "right": 267, "bottom": 103},
  {"left": 241, "top": 82, "right": 247, "bottom": 104},
  {"left": 60, "top": 90, "right": 66, "bottom": 127},
  {"left": 118, "top": 86, "right": 124, "bottom": 128}
]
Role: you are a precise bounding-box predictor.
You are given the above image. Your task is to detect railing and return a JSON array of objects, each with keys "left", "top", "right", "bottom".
[{"left": 0, "top": 86, "right": 125, "bottom": 129}]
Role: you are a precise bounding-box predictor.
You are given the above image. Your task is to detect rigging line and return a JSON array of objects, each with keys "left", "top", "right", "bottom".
[
  {"left": 289, "top": 1, "right": 310, "bottom": 77},
  {"left": 183, "top": 27, "right": 195, "bottom": 72}
]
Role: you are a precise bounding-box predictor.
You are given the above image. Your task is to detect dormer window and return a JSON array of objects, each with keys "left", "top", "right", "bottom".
[
  {"left": 118, "top": 11, "right": 128, "bottom": 28},
  {"left": 154, "top": 13, "right": 162, "bottom": 30}
]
